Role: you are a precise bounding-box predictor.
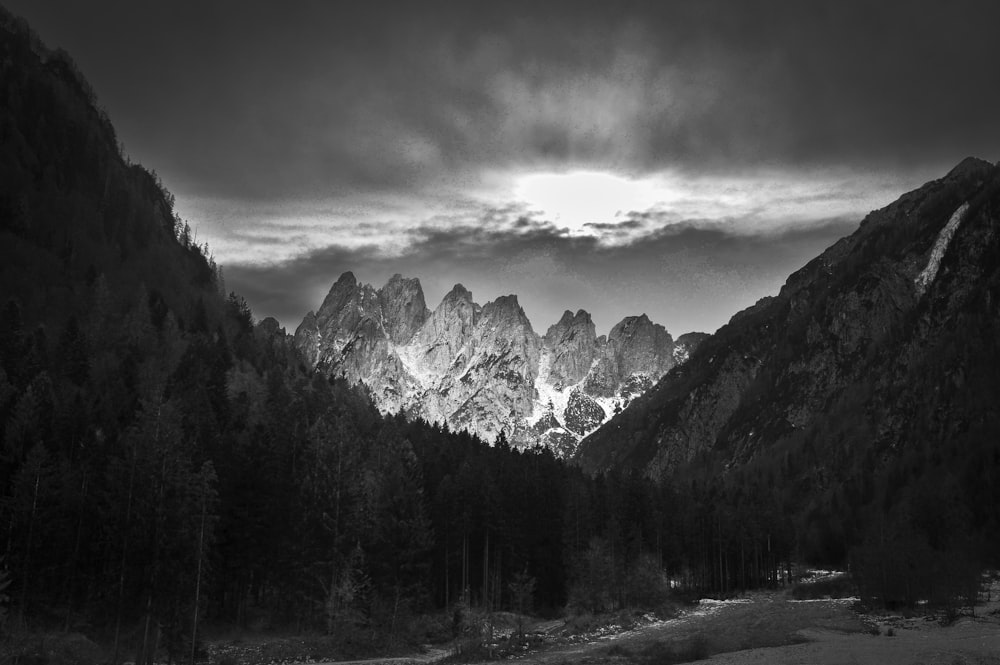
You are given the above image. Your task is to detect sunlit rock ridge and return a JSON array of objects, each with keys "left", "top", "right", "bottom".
[{"left": 294, "top": 273, "right": 705, "bottom": 454}]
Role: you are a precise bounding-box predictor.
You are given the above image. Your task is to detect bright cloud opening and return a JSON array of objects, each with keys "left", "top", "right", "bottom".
[{"left": 514, "top": 171, "right": 668, "bottom": 232}]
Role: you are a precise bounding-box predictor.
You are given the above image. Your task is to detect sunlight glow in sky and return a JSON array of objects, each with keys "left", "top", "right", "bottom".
[
  {"left": 182, "top": 167, "right": 911, "bottom": 268},
  {"left": 514, "top": 171, "right": 668, "bottom": 233}
]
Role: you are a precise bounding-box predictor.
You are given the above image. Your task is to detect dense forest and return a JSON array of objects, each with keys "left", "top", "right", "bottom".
[
  {"left": 0, "top": 9, "right": 798, "bottom": 660},
  {"left": 0, "top": 5, "right": 995, "bottom": 664}
]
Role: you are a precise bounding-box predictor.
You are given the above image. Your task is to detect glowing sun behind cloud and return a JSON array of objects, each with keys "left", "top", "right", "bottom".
[{"left": 514, "top": 171, "right": 666, "bottom": 233}]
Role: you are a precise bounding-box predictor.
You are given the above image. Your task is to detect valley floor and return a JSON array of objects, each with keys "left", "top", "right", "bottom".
[
  {"left": 198, "top": 581, "right": 1000, "bottom": 665},
  {"left": 318, "top": 586, "right": 1000, "bottom": 665},
  {"left": 499, "top": 590, "right": 1000, "bottom": 665}
]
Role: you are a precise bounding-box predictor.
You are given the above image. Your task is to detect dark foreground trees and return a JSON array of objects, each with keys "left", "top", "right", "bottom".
[{"left": 850, "top": 476, "right": 982, "bottom": 613}]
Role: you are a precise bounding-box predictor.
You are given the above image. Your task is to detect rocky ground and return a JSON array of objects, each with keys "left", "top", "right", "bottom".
[
  {"left": 24, "top": 577, "right": 990, "bottom": 664},
  {"left": 244, "top": 579, "right": 1000, "bottom": 665},
  {"left": 498, "top": 579, "right": 1000, "bottom": 665}
]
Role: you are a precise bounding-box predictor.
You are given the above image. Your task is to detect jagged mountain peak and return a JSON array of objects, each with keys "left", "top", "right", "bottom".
[
  {"left": 480, "top": 294, "right": 531, "bottom": 325},
  {"left": 571, "top": 309, "right": 595, "bottom": 327},
  {"left": 485, "top": 293, "right": 522, "bottom": 310},
  {"left": 379, "top": 273, "right": 424, "bottom": 293},
  {"left": 609, "top": 313, "right": 672, "bottom": 350},
  {"left": 315, "top": 270, "right": 367, "bottom": 323},
  {"left": 545, "top": 308, "right": 595, "bottom": 341},
  {"left": 380, "top": 273, "right": 421, "bottom": 296},
  {"left": 613, "top": 313, "right": 652, "bottom": 330},
  {"left": 445, "top": 283, "right": 473, "bottom": 301},
  {"left": 422, "top": 283, "right": 479, "bottom": 332},
  {"left": 377, "top": 273, "right": 428, "bottom": 344},
  {"left": 553, "top": 308, "right": 592, "bottom": 324},
  {"left": 295, "top": 272, "right": 701, "bottom": 454},
  {"left": 543, "top": 308, "right": 598, "bottom": 387},
  {"left": 478, "top": 296, "right": 537, "bottom": 352}
]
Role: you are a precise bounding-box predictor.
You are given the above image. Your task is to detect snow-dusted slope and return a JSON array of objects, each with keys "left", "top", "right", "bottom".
[
  {"left": 294, "top": 273, "right": 705, "bottom": 455},
  {"left": 915, "top": 202, "right": 969, "bottom": 295}
]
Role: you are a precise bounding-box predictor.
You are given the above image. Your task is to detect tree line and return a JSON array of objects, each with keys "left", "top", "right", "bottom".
[{"left": 0, "top": 278, "right": 804, "bottom": 657}]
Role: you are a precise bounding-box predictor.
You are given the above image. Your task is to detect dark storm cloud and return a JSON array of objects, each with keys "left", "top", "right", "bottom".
[
  {"left": 9, "top": 0, "right": 997, "bottom": 334},
  {"left": 9, "top": 0, "right": 1000, "bottom": 202}
]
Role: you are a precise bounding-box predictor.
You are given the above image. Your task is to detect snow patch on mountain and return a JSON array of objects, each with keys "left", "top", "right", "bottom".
[
  {"left": 915, "top": 202, "right": 969, "bottom": 296},
  {"left": 396, "top": 341, "right": 434, "bottom": 389}
]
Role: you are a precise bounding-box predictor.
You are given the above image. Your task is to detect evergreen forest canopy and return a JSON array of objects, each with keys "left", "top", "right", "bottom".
[{"left": 0, "top": 6, "right": 997, "bottom": 662}]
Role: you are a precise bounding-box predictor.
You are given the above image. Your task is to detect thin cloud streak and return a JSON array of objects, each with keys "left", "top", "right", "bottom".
[{"left": 183, "top": 166, "right": 932, "bottom": 266}]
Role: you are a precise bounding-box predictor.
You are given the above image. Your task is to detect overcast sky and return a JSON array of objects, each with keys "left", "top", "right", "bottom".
[{"left": 10, "top": 0, "right": 1000, "bottom": 335}]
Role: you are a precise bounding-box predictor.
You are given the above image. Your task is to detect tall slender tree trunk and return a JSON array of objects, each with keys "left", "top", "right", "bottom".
[
  {"left": 113, "top": 441, "right": 138, "bottom": 665},
  {"left": 740, "top": 540, "right": 746, "bottom": 591},
  {"left": 766, "top": 533, "right": 772, "bottom": 587},
  {"left": 140, "top": 436, "right": 168, "bottom": 665},
  {"left": 19, "top": 469, "right": 39, "bottom": 615},
  {"left": 717, "top": 517, "right": 724, "bottom": 594},
  {"left": 327, "top": 432, "right": 342, "bottom": 633},
  {"left": 65, "top": 470, "right": 88, "bottom": 628},
  {"left": 482, "top": 531, "right": 489, "bottom": 611},
  {"left": 390, "top": 585, "right": 401, "bottom": 648},
  {"left": 880, "top": 521, "right": 888, "bottom": 607},
  {"left": 190, "top": 489, "right": 207, "bottom": 665},
  {"left": 461, "top": 533, "right": 468, "bottom": 604},
  {"left": 756, "top": 540, "right": 761, "bottom": 588}
]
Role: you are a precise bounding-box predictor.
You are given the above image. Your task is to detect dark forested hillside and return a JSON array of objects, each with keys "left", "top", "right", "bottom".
[
  {"left": 577, "top": 156, "right": 1000, "bottom": 601},
  {"left": 0, "top": 8, "right": 728, "bottom": 661},
  {"left": 578, "top": 158, "right": 1000, "bottom": 477}
]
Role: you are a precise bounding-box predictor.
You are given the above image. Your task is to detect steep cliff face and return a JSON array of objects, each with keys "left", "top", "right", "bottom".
[
  {"left": 583, "top": 315, "right": 674, "bottom": 398},
  {"left": 293, "top": 272, "right": 420, "bottom": 415},
  {"left": 294, "top": 276, "right": 704, "bottom": 453},
  {"left": 543, "top": 310, "right": 598, "bottom": 386},
  {"left": 441, "top": 294, "right": 542, "bottom": 443},
  {"left": 408, "top": 283, "right": 481, "bottom": 377},
  {"left": 576, "top": 157, "right": 1000, "bottom": 480},
  {"left": 378, "top": 273, "right": 430, "bottom": 344}
]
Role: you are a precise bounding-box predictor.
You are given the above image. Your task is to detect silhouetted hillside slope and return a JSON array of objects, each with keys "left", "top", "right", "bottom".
[
  {"left": 0, "top": 10, "right": 638, "bottom": 658},
  {"left": 579, "top": 157, "right": 1000, "bottom": 568}
]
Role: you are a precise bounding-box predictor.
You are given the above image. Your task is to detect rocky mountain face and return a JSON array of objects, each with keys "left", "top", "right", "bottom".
[
  {"left": 294, "top": 277, "right": 703, "bottom": 454},
  {"left": 576, "top": 157, "right": 1000, "bottom": 480}
]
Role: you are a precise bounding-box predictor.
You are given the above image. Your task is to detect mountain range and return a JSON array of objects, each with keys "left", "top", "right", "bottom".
[{"left": 293, "top": 273, "right": 706, "bottom": 455}]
